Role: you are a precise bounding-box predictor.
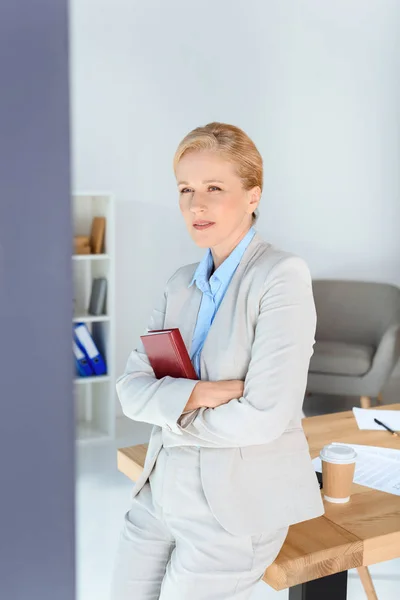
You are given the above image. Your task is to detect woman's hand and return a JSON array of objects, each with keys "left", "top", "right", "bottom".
[{"left": 183, "top": 380, "right": 244, "bottom": 412}]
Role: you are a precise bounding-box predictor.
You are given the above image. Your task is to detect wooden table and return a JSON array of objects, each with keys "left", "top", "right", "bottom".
[{"left": 117, "top": 404, "right": 400, "bottom": 599}]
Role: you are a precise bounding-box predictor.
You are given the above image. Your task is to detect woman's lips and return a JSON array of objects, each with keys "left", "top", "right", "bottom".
[{"left": 193, "top": 222, "right": 215, "bottom": 231}]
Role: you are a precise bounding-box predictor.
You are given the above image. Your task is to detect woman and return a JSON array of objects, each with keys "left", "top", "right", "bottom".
[{"left": 110, "top": 122, "right": 324, "bottom": 599}]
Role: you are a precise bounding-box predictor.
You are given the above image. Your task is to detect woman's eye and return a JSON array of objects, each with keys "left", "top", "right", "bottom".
[{"left": 179, "top": 186, "right": 221, "bottom": 194}]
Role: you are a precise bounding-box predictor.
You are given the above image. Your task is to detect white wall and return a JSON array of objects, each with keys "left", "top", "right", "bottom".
[{"left": 70, "top": 0, "right": 400, "bottom": 418}]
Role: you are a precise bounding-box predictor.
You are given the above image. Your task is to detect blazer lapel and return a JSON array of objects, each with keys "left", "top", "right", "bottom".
[
  {"left": 178, "top": 284, "right": 202, "bottom": 354},
  {"left": 199, "top": 232, "right": 264, "bottom": 366}
]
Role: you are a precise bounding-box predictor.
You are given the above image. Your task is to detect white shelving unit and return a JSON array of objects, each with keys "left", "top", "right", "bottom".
[{"left": 72, "top": 193, "right": 116, "bottom": 443}]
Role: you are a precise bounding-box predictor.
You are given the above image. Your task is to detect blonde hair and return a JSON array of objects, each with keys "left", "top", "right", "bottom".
[{"left": 173, "top": 122, "right": 263, "bottom": 222}]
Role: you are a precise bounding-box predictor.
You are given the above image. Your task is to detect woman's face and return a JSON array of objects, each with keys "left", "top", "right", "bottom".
[{"left": 176, "top": 151, "right": 260, "bottom": 249}]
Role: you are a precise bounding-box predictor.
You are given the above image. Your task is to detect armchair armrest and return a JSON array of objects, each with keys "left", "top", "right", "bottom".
[{"left": 368, "top": 323, "right": 400, "bottom": 388}]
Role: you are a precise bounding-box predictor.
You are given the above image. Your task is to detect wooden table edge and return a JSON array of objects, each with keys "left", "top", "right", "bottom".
[
  {"left": 116, "top": 405, "right": 400, "bottom": 591},
  {"left": 263, "top": 515, "right": 364, "bottom": 590}
]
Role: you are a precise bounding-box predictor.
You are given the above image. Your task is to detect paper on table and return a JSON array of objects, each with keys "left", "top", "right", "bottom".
[
  {"left": 352, "top": 407, "right": 400, "bottom": 431},
  {"left": 312, "top": 444, "right": 400, "bottom": 497},
  {"left": 339, "top": 443, "right": 400, "bottom": 463}
]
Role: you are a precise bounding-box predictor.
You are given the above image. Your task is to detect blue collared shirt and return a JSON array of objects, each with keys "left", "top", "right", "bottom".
[{"left": 188, "top": 227, "right": 256, "bottom": 378}]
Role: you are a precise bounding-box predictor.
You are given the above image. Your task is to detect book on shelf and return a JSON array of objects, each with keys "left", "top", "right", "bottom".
[
  {"left": 74, "top": 235, "right": 91, "bottom": 255},
  {"left": 90, "top": 216, "right": 106, "bottom": 254},
  {"left": 88, "top": 277, "right": 107, "bottom": 316},
  {"left": 73, "top": 216, "right": 106, "bottom": 255},
  {"left": 73, "top": 340, "right": 94, "bottom": 377},
  {"left": 74, "top": 322, "right": 107, "bottom": 377}
]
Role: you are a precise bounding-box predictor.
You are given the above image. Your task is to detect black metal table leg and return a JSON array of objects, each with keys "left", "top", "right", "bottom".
[{"left": 288, "top": 570, "right": 348, "bottom": 600}]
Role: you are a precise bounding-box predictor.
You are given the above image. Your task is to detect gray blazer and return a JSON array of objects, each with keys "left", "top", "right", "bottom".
[{"left": 117, "top": 232, "right": 324, "bottom": 536}]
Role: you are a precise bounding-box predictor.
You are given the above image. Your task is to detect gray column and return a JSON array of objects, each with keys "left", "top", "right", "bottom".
[{"left": 0, "top": 1, "right": 74, "bottom": 599}]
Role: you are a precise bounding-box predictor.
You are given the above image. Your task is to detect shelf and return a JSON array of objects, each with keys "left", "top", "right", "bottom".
[
  {"left": 76, "top": 422, "right": 110, "bottom": 443},
  {"left": 72, "top": 254, "right": 110, "bottom": 261},
  {"left": 73, "top": 313, "right": 110, "bottom": 323},
  {"left": 72, "top": 192, "right": 115, "bottom": 444},
  {"left": 74, "top": 375, "right": 110, "bottom": 384}
]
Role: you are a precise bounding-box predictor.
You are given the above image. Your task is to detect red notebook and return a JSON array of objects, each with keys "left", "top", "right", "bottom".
[{"left": 140, "top": 328, "right": 198, "bottom": 380}]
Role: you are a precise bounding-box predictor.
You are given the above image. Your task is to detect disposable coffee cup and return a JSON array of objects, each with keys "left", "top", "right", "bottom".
[{"left": 320, "top": 444, "right": 357, "bottom": 504}]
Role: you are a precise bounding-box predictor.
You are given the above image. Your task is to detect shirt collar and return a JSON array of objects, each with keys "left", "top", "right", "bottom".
[{"left": 189, "top": 226, "right": 256, "bottom": 289}]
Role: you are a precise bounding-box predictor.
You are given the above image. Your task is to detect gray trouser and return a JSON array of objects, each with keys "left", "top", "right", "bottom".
[{"left": 110, "top": 445, "right": 288, "bottom": 599}]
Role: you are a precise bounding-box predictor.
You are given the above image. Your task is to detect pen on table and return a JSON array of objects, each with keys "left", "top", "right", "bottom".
[{"left": 374, "top": 418, "right": 399, "bottom": 437}]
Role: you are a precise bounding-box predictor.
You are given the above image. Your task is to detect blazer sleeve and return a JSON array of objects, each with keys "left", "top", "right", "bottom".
[
  {"left": 176, "top": 256, "right": 316, "bottom": 446},
  {"left": 116, "top": 274, "right": 199, "bottom": 433}
]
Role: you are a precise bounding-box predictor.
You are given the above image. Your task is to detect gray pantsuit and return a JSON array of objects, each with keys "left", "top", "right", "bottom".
[
  {"left": 110, "top": 445, "right": 288, "bottom": 599},
  {"left": 111, "top": 233, "right": 325, "bottom": 598}
]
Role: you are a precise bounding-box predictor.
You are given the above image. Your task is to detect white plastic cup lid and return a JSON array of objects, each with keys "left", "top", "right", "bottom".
[{"left": 320, "top": 444, "right": 357, "bottom": 464}]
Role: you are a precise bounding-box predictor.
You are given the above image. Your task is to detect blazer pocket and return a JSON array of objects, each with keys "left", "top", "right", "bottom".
[
  {"left": 239, "top": 429, "right": 307, "bottom": 461},
  {"left": 239, "top": 445, "right": 280, "bottom": 461}
]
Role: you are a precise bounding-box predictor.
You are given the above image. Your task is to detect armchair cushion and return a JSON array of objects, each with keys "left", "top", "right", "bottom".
[{"left": 310, "top": 341, "right": 375, "bottom": 377}]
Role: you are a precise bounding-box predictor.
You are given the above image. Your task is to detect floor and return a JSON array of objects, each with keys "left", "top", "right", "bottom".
[{"left": 76, "top": 384, "right": 400, "bottom": 600}]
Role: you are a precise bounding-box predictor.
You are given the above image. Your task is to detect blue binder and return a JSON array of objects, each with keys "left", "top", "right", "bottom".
[
  {"left": 73, "top": 340, "right": 94, "bottom": 377},
  {"left": 74, "top": 323, "right": 107, "bottom": 376}
]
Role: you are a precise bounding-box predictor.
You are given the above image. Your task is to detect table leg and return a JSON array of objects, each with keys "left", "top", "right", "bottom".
[{"left": 288, "top": 570, "right": 348, "bottom": 600}]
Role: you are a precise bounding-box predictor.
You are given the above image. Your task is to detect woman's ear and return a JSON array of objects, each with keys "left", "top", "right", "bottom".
[{"left": 247, "top": 186, "right": 261, "bottom": 215}]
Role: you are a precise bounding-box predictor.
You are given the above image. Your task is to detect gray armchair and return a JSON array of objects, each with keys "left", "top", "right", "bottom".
[{"left": 307, "top": 280, "right": 400, "bottom": 408}]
